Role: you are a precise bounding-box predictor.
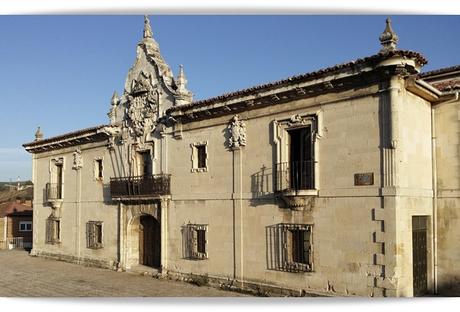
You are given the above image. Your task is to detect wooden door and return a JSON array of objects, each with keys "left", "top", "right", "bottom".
[
  {"left": 139, "top": 215, "right": 161, "bottom": 268},
  {"left": 412, "top": 216, "right": 428, "bottom": 296}
]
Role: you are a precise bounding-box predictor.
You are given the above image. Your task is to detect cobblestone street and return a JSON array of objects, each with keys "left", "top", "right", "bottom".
[{"left": 0, "top": 250, "right": 246, "bottom": 297}]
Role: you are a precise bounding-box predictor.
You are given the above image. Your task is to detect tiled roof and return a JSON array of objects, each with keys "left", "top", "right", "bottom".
[
  {"left": 431, "top": 79, "right": 460, "bottom": 92},
  {"left": 23, "top": 124, "right": 109, "bottom": 148},
  {"left": 0, "top": 202, "right": 32, "bottom": 217},
  {"left": 420, "top": 65, "right": 460, "bottom": 78},
  {"left": 167, "top": 49, "right": 427, "bottom": 114}
]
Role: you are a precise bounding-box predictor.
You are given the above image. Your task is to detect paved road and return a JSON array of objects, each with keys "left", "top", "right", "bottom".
[{"left": 0, "top": 250, "right": 246, "bottom": 297}]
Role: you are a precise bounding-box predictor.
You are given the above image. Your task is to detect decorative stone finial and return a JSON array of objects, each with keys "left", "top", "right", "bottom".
[
  {"left": 176, "top": 65, "right": 188, "bottom": 93},
  {"left": 143, "top": 15, "right": 153, "bottom": 39},
  {"left": 111, "top": 91, "right": 119, "bottom": 106},
  {"left": 34, "top": 126, "right": 43, "bottom": 141},
  {"left": 379, "top": 17, "right": 399, "bottom": 53}
]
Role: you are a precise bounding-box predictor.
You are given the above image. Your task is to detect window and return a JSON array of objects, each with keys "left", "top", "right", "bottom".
[
  {"left": 19, "top": 221, "right": 32, "bottom": 232},
  {"left": 95, "top": 158, "right": 103, "bottom": 180},
  {"left": 191, "top": 142, "right": 208, "bottom": 172},
  {"left": 46, "top": 218, "right": 60, "bottom": 244},
  {"left": 197, "top": 145, "right": 206, "bottom": 169},
  {"left": 137, "top": 150, "right": 152, "bottom": 176},
  {"left": 266, "top": 223, "right": 312, "bottom": 272},
  {"left": 182, "top": 224, "right": 208, "bottom": 260},
  {"left": 273, "top": 114, "right": 319, "bottom": 193},
  {"left": 86, "top": 221, "right": 103, "bottom": 249}
]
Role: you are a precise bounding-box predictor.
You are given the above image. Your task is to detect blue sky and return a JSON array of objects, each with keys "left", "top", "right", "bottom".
[{"left": 0, "top": 15, "right": 459, "bottom": 181}]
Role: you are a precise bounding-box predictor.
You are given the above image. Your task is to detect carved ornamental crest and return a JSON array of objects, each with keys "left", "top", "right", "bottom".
[
  {"left": 126, "top": 72, "right": 158, "bottom": 139},
  {"left": 228, "top": 114, "right": 247, "bottom": 150}
]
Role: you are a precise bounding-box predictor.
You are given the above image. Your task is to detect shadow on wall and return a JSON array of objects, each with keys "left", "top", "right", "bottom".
[
  {"left": 250, "top": 165, "right": 276, "bottom": 207},
  {"left": 436, "top": 279, "right": 460, "bottom": 297},
  {"left": 103, "top": 184, "right": 112, "bottom": 205}
]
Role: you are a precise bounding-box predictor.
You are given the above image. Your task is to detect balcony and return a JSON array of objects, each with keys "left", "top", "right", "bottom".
[
  {"left": 110, "top": 174, "right": 171, "bottom": 200},
  {"left": 45, "top": 183, "right": 63, "bottom": 209},
  {"left": 275, "top": 161, "right": 317, "bottom": 210}
]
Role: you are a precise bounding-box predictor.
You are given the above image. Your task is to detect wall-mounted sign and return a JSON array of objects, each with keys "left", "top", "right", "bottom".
[{"left": 354, "top": 173, "right": 374, "bottom": 186}]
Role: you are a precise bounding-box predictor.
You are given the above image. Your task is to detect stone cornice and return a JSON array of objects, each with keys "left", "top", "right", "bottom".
[
  {"left": 166, "top": 50, "right": 426, "bottom": 123},
  {"left": 23, "top": 125, "right": 117, "bottom": 154}
]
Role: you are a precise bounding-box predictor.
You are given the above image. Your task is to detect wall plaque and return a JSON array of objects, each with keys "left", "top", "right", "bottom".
[{"left": 354, "top": 173, "right": 374, "bottom": 186}]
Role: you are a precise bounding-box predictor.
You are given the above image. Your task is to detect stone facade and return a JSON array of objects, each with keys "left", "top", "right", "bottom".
[{"left": 23, "top": 17, "right": 460, "bottom": 297}]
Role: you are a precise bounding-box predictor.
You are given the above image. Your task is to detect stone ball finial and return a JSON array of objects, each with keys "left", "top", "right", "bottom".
[
  {"left": 379, "top": 17, "right": 399, "bottom": 53},
  {"left": 35, "top": 126, "right": 43, "bottom": 141}
]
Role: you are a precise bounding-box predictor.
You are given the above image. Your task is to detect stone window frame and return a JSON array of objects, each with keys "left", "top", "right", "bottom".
[
  {"left": 86, "top": 221, "right": 103, "bottom": 249},
  {"left": 49, "top": 156, "right": 65, "bottom": 199},
  {"left": 134, "top": 144, "right": 155, "bottom": 176},
  {"left": 94, "top": 157, "right": 104, "bottom": 181},
  {"left": 45, "top": 217, "right": 61, "bottom": 245},
  {"left": 181, "top": 223, "right": 208, "bottom": 260},
  {"left": 272, "top": 111, "right": 323, "bottom": 193},
  {"left": 266, "top": 223, "right": 313, "bottom": 273},
  {"left": 19, "top": 221, "right": 32, "bottom": 232},
  {"left": 190, "top": 141, "right": 209, "bottom": 173}
]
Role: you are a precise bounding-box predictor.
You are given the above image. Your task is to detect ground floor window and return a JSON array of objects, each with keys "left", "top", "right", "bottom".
[
  {"left": 86, "top": 221, "right": 103, "bottom": 249},
  {"left": 266, "top": 223, "right": 313, "bottom": 272},
  {"left": 19, "top": 221, "right": 32, "bottom": 232},
  {"left": 45, "top": 218, "right": 60, "bottom": 244},
  {"left": 182, "top": 223, "right": 208, "bottom": 260}
]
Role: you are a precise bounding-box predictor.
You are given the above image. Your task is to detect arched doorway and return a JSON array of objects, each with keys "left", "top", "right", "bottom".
[
  {"left": 139, "top": 215, "right": 161, "bottom": 268},
  {"left": 126, "top": 214, "right": 161, "bottom": 269}
]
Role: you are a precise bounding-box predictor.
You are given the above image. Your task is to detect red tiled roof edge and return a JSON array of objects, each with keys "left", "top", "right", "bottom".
[
  {"left": 23, "top": 124, "right": 110, "bottom": 148},
  {"left": 167, "top": 49, "right": 427, "bottom": 114},
  {"left": 419, "top": 65, "right": 460, "bottom": 78}
]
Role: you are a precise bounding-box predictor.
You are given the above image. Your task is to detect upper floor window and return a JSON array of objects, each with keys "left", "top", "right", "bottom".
[
  {"left": 274, "top": 114, "right": 319, "bottom": 192},
  {"left": 137, "top": 150, "right": 152, "bottom": 176},
  {"left": 94, "top": 158, "right": 103, "bottom": 180},
  {"left": 191, "top": 141, "right": 208, "bottom": 172},
  {"left": 19, "top": 221, "right": 32, "bottom": 232}
]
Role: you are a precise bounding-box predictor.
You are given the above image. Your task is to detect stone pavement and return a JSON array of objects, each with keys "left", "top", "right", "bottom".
[{"left": 0, "top": 250, "right": 247, "bottom": 297}]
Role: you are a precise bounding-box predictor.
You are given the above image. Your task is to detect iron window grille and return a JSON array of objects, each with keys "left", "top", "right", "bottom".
[
  {"left": 266, "top": 223, "right": 313, "bottom": 272},
  {"left": 45, "top": 218, "right": 60, "bottom": 244},
  {"left": 182, "top": 223, "right": 208, "bottom": 260},
  {"left": 86, "top": 221, "right": 103, "bottom": 249}
]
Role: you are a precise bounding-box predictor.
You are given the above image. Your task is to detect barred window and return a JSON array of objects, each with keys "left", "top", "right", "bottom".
[
  {"left": 46, "top": 218, "right": 60, "bottom": 244},
  {"left": 182, "top": 224, "right": 208, "bottom": 260},
  {"left": 266, "top": 223, "right": 312, "bottom": 272},
  {"left": 86, "top": 221, "right": 103, "bottom": 249}
]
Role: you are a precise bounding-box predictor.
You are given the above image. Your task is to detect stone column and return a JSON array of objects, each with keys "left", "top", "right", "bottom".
[{"left": 160, "top": 198, "right": 169, "bottom": 274}]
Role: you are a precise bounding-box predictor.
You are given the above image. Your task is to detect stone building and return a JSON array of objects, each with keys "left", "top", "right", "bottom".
[{"left": 23, "top": 17, "right": 460, "bottom": 297}]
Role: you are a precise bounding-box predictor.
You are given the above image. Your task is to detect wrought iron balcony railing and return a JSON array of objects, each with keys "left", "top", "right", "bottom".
[
  {"left": 110, "top": 174, "right": 171, "bottom": 199},
  {"left": 45, "top": 183, "right": 63, "bottom": 201},
  {"left": 275, "top": 161, "right": 315, "bottom": 192}
]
